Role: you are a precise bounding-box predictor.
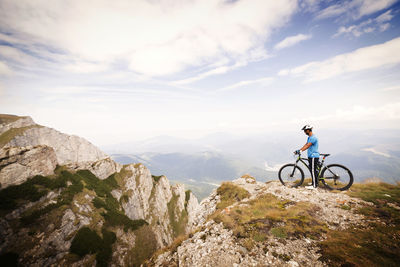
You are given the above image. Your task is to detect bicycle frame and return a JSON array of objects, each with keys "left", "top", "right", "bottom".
[{"left": 291, "top": 153, "right": 332, "bottom": 180}]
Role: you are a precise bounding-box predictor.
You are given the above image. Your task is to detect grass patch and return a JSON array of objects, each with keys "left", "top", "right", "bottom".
[
  {"left": 167, "top": 193, "right": 188, "bottom": 238},
  {"left": 92, "top": 196, "right": 147, "bottom": 232},
  {"left": 340, "top": 204, "right": 351, "bottom": 210},
  {"left": 105, "top": 166, "right": 132, "bottom": 188},
  {"left": 70, "top": 227, "right": 102, "bottom": 256},
  {"left": 76, "top": 170, "right": 118, "bottom": 198},
  {"left": 0, "top": 114, "right": 22, "bottom": 124},
  {"left": 216, "top": 182, "right": 250, "bottom": 210},
  {"left": 152, "top": 175, "right": 163, "bottom": 182},
  {"left": 70, "top": 226, "right": 117, "bottom": 267},
  {"left": 128, "top": 225, "right": 158, "bottom": 267},
  {"left": 184, "top": 190, "right": 191, "bottom": 209},
  {"left": 0, "top": 125, "right": 40, "bottom": 148},
  {"left": 319, "top": 182, "right": 400, "bottom": 266},
  {"left": 347, "top": 182, "right": 400, "bottom": 206},
  {"left": 211, "top": 193, "right": 327, "bottom": 243},
  {"left": 0, "top": 168, "right": 146, "bottom": 232},
  {"left": 270, "top": 227, "right": 287, "bottom": 239},
  {"left": 20, "top": 171, "right": 84, "bottom": 225},
  {"left": 0, "top": 170, "right": 78, "bottom": 212},
  {"left": 320, "top": 224, "right": 400, "bottom": 266}
]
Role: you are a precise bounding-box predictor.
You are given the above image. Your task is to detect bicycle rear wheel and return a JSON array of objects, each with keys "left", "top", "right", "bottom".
[
  {"left": 278, "top": 164, "right": 304, "bottom": 187},
  {"left": 321, "top": 164, "right": 353, "bottom": 191}
]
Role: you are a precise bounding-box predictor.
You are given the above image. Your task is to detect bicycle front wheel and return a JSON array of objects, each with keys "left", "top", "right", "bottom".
[
  {"left": 321, "top": 164, "right": 353, "bottom": 191},
  {"left": 278, "top": 164, "right": 304, "bottom": 187}
]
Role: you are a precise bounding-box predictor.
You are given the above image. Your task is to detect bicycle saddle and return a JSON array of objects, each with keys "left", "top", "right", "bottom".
[{"left": 320, "top": 153, "right": 331, "bottom": 157}]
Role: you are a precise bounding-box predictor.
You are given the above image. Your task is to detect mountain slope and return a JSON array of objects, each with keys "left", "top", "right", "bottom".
[
  {"left": 0, "top": 114, "right": 199, "bottom": 266},
  {"left": 148, "top": 176, "right": 400, "bottom": 266}
]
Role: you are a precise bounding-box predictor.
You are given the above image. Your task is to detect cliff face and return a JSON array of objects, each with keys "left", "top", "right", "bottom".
[
  {"left": 0, "top": 114, "right": 199, "bottom": 266},
  {"left": 0, "top": 114, "right": 118, "bottom": 183}
]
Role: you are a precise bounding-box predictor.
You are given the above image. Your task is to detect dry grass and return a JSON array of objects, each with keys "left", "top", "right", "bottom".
[
  {"left": 211, "top": 193, "right": 327, "bottom": 244},
  {"left": 0, "top": 125, "right": 40, "bottom": 148},
  {"left": 319, "top": 181, "right": 400, "bottom": 266},
  {"left": 216, "top": 182, "right": 250, "bottom": 210}
]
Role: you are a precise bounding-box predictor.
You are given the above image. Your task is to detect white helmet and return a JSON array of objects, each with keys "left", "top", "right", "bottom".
[{"left": 301, "top": 124, "right": 313, "bottom": 131}]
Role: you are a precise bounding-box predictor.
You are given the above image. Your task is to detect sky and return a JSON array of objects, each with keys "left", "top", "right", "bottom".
[{"left": 0, "top": 0, "right": 400, "bottom": 147}]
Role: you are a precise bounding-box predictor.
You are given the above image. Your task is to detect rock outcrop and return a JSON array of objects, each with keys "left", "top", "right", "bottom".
[
  {"left": 0, "top": 114, "right": 118, "bottom": 180},
  {"left": 0, "top": 114, "right": 200, "bottom": 266},
  {"left": 0, "top": 145, "right": 58, "bottom": 188},
  {"left": 0, "top": 114, "right": 35, "bottom": 135},
  {"left": 110, "top": 163, "right": 199, "bottom": 247}
]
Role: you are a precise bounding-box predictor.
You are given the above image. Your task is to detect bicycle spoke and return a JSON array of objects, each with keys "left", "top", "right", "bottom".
[
  {"left": 322, "top": 165, "right": 351, "bottom": 190},
  {"left": 279, "top": 165, "right": 303, "bottom": 187}
]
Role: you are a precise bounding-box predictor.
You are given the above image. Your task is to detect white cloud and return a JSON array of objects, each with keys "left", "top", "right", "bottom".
[
  {"left": 291, "top": 102, "right": 400, "bottom": 126},
  {"left": 278, "top": 37, "right": 400, "bottom": 82},
  {"left": 316, "top": 0, "right": 397, "bottom": 20},
  {"left": 333, "top": 9, "right": 394, "bottom": 38},
  {"left": 64, "top": 61, "right": 109, "bottom": 73},
  {"left": 0, "top": 61, "right": 13, "bottom": 76},
  {"left": 375, "top": 9, "right": 395, "bottom": 23},
  {"left": 0, "top": 0, "right": 298, "bottom": 77},
  {"left": 358, "top": 0, "right": 397, "bottom": 17},
  {"left": 274, "top": 33, "right": 312, "bottom": 50},
  {"left": 216, "top": 76, "right": 273, "bottom": 92},
  {"left": 173, "top": 47, "right": 269, "bottom": 85},
  {"left": 379, "top": 85, "right": 400, "bottom": 91}
]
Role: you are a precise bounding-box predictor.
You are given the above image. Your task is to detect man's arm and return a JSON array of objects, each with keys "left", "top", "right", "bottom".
[{"left": 300, "top": 143, "right": 312, "bottom": 152}]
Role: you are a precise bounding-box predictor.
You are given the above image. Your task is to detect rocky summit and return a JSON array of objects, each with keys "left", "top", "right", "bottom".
[
  {"left": 0, "top": 114, "right": 399, "bottom": 267},
  {"left": 148, "top": 176, "right": 400, "bottom": 267}
]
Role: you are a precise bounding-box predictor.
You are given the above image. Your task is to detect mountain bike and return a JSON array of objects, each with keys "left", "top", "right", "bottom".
[{"left": 278, "top": 152, "right": 353, "bottom": 191}]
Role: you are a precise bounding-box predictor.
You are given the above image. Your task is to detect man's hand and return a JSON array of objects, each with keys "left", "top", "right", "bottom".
[{"left": 294, "top": 149, "right": 301, "bottom": 155}]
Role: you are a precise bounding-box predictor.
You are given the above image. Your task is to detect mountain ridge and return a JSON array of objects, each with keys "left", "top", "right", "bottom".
[{"left": 0, "top": 114, "right": 199, "bottom": 266}]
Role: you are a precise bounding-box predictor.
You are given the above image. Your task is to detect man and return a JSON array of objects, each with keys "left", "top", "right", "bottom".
[{"left": 295, "top": 125, "right": 320, "bottom": 189}]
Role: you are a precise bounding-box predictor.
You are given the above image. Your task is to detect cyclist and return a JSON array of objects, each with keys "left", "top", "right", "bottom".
[{"left": 295, "top": 125, "right": 320, "bottom": 189}]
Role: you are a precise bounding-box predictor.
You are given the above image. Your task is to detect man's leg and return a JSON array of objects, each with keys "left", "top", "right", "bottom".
[
  {"left": 313, "top": 158, "right": 319, "bottom": 188},
  {"left": 308, "top": 158, "right": 316, "bottom": 187}
]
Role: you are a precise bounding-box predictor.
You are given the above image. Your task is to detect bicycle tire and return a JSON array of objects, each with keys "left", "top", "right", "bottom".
[
  {"left": 321, "top": 164, "right": 353, "bottom": 191},
  {"left": 278, "top": 164, "right": 304, "bottom": 187}
]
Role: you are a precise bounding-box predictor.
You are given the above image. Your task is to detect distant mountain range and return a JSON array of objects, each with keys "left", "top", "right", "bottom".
[{"left": 105, "top": 129, "right": 400, "bottom": 199}]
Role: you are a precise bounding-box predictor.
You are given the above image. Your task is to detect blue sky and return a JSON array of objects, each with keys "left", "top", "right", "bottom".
[{"left": 0, "top": 0, "right": 399, "bottom": 146}]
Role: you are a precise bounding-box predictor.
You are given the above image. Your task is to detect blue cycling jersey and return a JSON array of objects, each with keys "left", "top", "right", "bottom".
[{"left": 307, "top": 135, "right": 320, "bottom": 158}]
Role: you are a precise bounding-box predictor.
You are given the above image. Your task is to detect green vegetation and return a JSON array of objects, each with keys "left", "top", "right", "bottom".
[
  {"left": 216, "top": 182, "right": 250, "bottom": 210},
  {"left": 70, "top": 226, "right": 117, "bottom": 267},
  {"left": 0, "top": 125, "right": 40, "bottom": 148},
  {"left": 167, "top": 193, "right": 188, "bottom": 237},
  {"left": 184, "top": 190, "right": 191, "bottom": 209},
  {"left": 0, "top": 164, "right": 158, "bottom": 266},
  {"left": 319, "top": 181, "right": 400, "bottom": 266},
  {"left": 0, "top": 167, "right": 148, "bottom": 232},
  {"left": 0, "top": 170, "right": 78, "bottom": 212},
  {"left": 319, "top": 223, "right": 400, "bottom": 267},
  {"left": 347, "top": 182, "right": 400, "bottom": 207},
  {"left": 70, "top": 227, "right": 102, "bottom": 256},
  {"left": 185, "top": 190, "right": 191, "bottom": 202},
  {"left": 106, "top": 166, "right": 133, "bottom": 188},
  {"left": 152, "top": 175, "right": 163, "bottom": 182},
  {"left": 211, "top": 193, "right": 327, "bottom": 250},
  {"left": 92, "top": 196, "right": 147, "bottom": 232},
  {"left": 128, "top": 225, "right": 158, "bottom": 267},
  {"left": 76, "top": 170, "right": 118, "bottom": 198},
  {"left": 0, "top": 114, "right": 22, "bottom": 124},
  {"left": 20, "top": 171, "right": 84, "bottom": 225}
]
